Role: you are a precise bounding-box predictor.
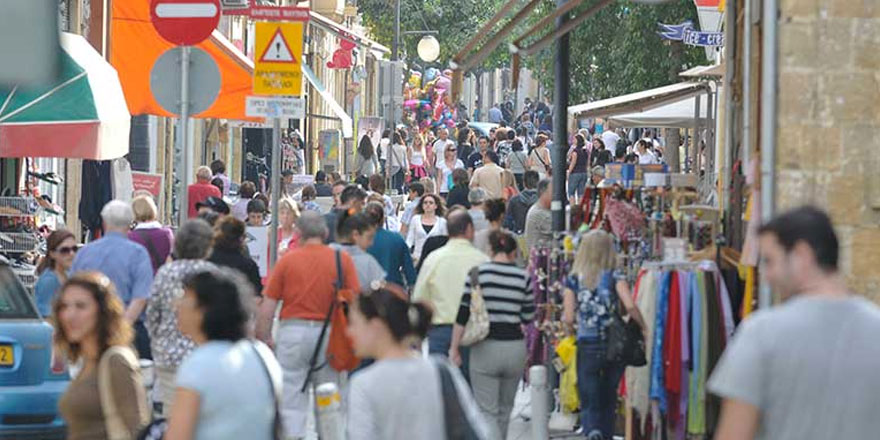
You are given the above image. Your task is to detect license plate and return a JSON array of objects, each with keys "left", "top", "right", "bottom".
[{"left": 0, "top": 345, "right": 13, "bottom": 366}]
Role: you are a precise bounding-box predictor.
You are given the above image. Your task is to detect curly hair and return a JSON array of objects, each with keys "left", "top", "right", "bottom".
[
  {"left": 53, "top": 272, "right": 132, "bottom": 363},
  {"left": 415, "top": 193, "right": 446, "bottom": 217}
]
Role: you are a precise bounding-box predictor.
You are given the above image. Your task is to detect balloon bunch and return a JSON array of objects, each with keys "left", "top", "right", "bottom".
[{"left": 402, "top": 67, "right": 458, "bottom": 131}]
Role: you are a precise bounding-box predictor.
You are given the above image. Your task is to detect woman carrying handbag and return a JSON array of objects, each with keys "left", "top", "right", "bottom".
[{"left": 562, "top": 230, "right": 646, "bottom": 440}]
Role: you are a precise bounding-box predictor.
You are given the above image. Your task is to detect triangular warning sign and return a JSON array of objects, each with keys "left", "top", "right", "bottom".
[{"left": 259, "top": 28, "right": 297, "bottom": 64}]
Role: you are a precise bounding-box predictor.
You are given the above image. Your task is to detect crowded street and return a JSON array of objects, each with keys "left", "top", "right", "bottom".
[{"left": 1, "top": 0, "right": 878, "bottom": 440}]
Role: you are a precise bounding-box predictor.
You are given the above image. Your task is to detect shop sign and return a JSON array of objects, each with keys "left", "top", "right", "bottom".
[
  {"left": 657, "top": 21, "right": 724, "bottom": 48},
  {"left": 131, "top": 172, "right": 164, "bottom": 199}
]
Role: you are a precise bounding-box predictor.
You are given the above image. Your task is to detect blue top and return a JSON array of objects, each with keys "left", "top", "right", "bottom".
[
  {"left": 566, "top": 270, "right": 621, "bottom": 341},
  {"left": 34, "top": 270, "right": 62, "bottom": 317},
  {"left": 176, "top": 340, "right": 281, "bottom": 440},
  {"left": 70, "top": 231, "right": 154, "bottom": 306},
  {"left": 367, "top": 228, "right": 416, "bottom": 287}
]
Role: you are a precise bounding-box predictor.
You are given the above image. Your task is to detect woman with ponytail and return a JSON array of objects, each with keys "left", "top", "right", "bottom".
[
  {"left": 449, "top": 230, "right": 536, "bottom": 439},
  {"left": 35, "top": 228, "right": 77, "bottom": 317},
  {"left": 347, "top": 286, "right": 490, "bottom": 440},
  {"left": 330, "top": 208, "right": 386, "bottom": 288}
]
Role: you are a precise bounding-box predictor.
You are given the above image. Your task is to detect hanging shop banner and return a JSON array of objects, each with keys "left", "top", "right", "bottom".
[
  {"left": 131, "top": 172, "right": 164, "bottom": 199},
  {"left": 657, "top": 21, "right": 723, "bottom": 47},
  {"left": 319, "top": 129, "right": 341, "bottom": 163}
]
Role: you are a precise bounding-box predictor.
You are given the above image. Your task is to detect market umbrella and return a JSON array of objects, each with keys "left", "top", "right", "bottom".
[{"left": 0, "top": 32, "right": 130, "bottom": 160}]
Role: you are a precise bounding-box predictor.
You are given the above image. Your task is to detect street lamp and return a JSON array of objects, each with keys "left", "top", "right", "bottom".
[{"left": 417, "top": 35, "right": 440, "bottom": 63}]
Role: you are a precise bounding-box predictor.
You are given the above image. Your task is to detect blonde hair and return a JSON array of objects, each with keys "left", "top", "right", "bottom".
[
  {"left": 278, "top": 197, "right": 300, "bottom": 220},
  {"left": 420, "top": 177, "right": 436, "bottom": 195},
  {"left": 196, "top": 166, "right": 213, "bottom": 181},
  {"left": 131, "top": 195, "right": 158, "bottom": 223},
  {"left": 571, "top": 230, "right": 617, "bottom": 290},
  {"left": 501, "top": 169, "right": 516, "bottom": 188}
]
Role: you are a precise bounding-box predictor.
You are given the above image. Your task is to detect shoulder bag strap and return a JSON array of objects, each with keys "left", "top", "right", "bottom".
[
  {"left": 98, "top": 346, "right": 137, "bottom": 440},
  {"left": 251, "top": 342, "right": 284, "bottom": 440},
  {"left": 135, "top": 229, "right": 162, "bottom": 270}
]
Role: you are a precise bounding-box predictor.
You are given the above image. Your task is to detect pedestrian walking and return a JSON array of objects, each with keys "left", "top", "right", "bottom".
[
  {"left": 448, "top": 230, "right": 535, "bottom": 439},
  {"left": 71, "top": 200, "right": 155, "bottom": 359},
  {"left": 187, "top": 166, "right": 222, "bottom": 218},
  {"left": 232, "top": 181, "right": 257, "bottom": 221},
  {"left": 436, "top": 144, "right": 465, "bottom": 198},
  {"left": 506, "top": 139, "right": 528, "bottom": 191},
  {"left": 398, "top": 182, "right": 425, "bottom": 237},
  {"left": 562, "top": 230, "right": 645, "bottom": 440},
  {"left": 468, "top": 188, "right": 491, "bottom": 234},
  {"left": 247, "top": 199, "right": 268, "bottom": 227},
  {"left": 413, "top": 209, "right": 489, "bottom": 372},
  {"left": 365, "top": 202, "right": 416, "bottom": 289},
  {"left": 709, "top": 206, "right": 880, "bottom": 440},
  {"left": 567, "top": 134, "right": 591, "bottom": 200},
  {"left": 367, "top": 174, "right": 399, "bottom": 232},
  {"left": 523, "top": 179, "right": 554, "bottom": 250},
  {"left": 467, "top": 136, "right": 490, "bottom": 172},
  {"left": 346, "top": 286, "right": 491, "bottom": 440},
  {"left": 405, "top": 193, "right": 448, "bottom": 262},
  {"left": 255, "top": 211, "right": 360, "bottom": 440},
  {"left": 314, "top": 171, "right": 333, "bottom": 197},
  {"left": 354, "top": 134, "right": 379, "bottom": 180},
  {"left": 470, "top": 150, "right": 505, "bottom": 199},
  {"left": 129, "top": 195, "right": 174, "bottom": 274},
  {"left": 56, "top": 272, "right": 150, "bottom": 439},
  {"left": 388, "top": 132, "right": 410, "bottom": 194},
  {"left": 473, "top": 199, "right": 506, "bottom": 255},
  {"left": 34, "top": 229, "right": 77, "bottom": 318},
  {"left": 446, "top": 168, "right": 472, "bottom": 209},
  {"left": 207, "top": 216, "right": 264, "bottom": 296},
  {"left": 277, "top": 197, "right": 301, "bottom": 255},
  {"left": 324, "top": 184, "right": 368, "bottom": 243},
  {"left": 210, "top": 160, "right": 231, "bottom": 197},
  {"left": 145, "top": 219, "right": 217, "bottom": 416},
  {"left": 165, "top": 269, "right": 282, "bottom": 440},
  {"left": 457, "top": 128, "right": 475, "bottom": 165},
  {"left": 300, "top": 185, "right": 321, "bottom": 213},
  {"left": 527, "top": 134, "right": 552, "bottom": 180},
  {"left": 330, "top": 209, "right": 386, "bottom": 288},
  {"left": 409, "top": 133, "right": 429, "bottom": 181},
  {"left": 503, "top": 171, "right": 540, "bottom": 234}
]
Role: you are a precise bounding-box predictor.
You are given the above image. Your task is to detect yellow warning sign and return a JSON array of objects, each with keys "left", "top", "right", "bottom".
[{"left": 254, "top": 21, "right": 303, "bottom": 96}]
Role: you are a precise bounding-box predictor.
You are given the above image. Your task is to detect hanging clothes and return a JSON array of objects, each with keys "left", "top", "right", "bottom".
[
  {"left": 79, "top": 160, "right": 113, "bottom": 233},
  {"left": 626, "top": 270, "right": 658, "bottom": 435},
  {"left": 111, "top": 157, "right": 134, "bottom": 201},
  {"left": 649, "top": 272, "right": 671, "bottom": 413},
  {"left": 663, "top": 273, "right": 683, "bottom": 428}
]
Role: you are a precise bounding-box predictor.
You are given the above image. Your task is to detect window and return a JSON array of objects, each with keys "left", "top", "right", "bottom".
[{"left": 0, "top": 267, "right": 38, "bottom": 319}]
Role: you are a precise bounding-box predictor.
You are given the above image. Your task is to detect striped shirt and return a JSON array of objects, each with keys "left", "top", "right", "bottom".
[{"left": 455, "top": 262, "right": 536, "bottom": 340}]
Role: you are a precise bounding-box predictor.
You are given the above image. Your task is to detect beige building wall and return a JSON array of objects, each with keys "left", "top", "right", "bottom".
[{"left": 775, "top": 0, "right": 880, "bottom": 298}]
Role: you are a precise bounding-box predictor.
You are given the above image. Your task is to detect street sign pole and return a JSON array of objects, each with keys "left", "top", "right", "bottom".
[
  {"left": 269, "top": 117, "right": 282, "bottom": 266},
  {"left": 178, "top": 46, "right": 191, "bottom": 227}
]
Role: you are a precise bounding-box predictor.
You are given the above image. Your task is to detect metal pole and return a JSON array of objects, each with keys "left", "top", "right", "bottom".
[
  {"left": 178, "top": 46, "right": 191, "bottom": 227},
  {"left": 392, "top": 0, "right": 400, "bottom": 61},
  {"left": 759, "top": 0, "right": 778, "bottom": 309},
  {"left": 529, "top": 365, "right": 549, "bottom": 440},
  {"left": 723, "top": 0, "right": 738, "bottom": 212},
  {"left": 693, "top": 94, "right": 702, "bottom": 176},
  {"left": 551, "top": 0, "right": 569, "bottom": 233},
  {"left": 269, "top": 118, "right": 281, "bottom": 267},
  {"left": 742, "top": 0, "right": 752, "bottom": 172}
]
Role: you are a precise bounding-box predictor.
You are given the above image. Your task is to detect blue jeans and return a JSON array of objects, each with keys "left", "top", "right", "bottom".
[
  {"left": 428, "top": 325, "right": 470, "bottom": 383},
  {"left": 576, "top": 339, "right": 623, "bottom": 439},
  {"left": 568, "top": 172, "right": 589, "bottom": 198}
]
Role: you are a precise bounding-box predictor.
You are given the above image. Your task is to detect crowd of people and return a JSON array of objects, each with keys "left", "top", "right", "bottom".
[{"left": 32, "top": 99, "right": 880, "bottom": 440}]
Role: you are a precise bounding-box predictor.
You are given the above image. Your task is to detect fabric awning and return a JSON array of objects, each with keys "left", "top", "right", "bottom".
[
  {"left": 110, "top": 0, "right": 258, "bottom": 121},
  {"left": 679, "top": 64, "right": 724, "bottom": 78},
  {"left": 608, "top": 95, "right": 711, "bottom": 128},
  {"left": 302, "top": 64, "right": 353, "bottom": 138},
  {"left": 0, "top": 32, "right": 130, "bottom": 159},
  {"left": 568, "top": 82, "right": 710, "bottom": 119}
]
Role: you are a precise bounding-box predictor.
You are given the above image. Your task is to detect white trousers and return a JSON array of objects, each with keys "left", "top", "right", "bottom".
[{"left": 276, "top": 320, "right": 344, "bottom": 439}]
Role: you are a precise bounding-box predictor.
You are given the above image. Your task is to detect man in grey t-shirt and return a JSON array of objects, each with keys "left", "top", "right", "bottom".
[{"left": 709, "top": 206, "right": 880, "bottom": 440}]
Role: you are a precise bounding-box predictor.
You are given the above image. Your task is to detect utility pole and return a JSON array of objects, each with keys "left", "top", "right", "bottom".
[
  {"left": 551, "top": 0, "right": 569, "bottom": 233},
  {"left": 392, "top": 0, "right": 401, "bottom": 61}
]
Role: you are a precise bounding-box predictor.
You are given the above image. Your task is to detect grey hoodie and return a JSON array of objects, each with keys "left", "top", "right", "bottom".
[{"left": 504, "top": 189, "right": 539, "bottom": 234}]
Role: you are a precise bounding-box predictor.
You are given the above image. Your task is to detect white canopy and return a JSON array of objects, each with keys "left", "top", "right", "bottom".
[{"left": 607, "top": 95, "right": 711, "bottom": 128}]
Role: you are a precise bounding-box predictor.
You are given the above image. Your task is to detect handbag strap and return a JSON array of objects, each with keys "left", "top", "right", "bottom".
[
  {"left": 468, "top": 266, "right": 482, "bottom": 301},
  {"left": 98, "top": 346, "right": 138, "bottom": 440},
  {"left": 251, "top": 342, "right": 283, "bottom": 440}
]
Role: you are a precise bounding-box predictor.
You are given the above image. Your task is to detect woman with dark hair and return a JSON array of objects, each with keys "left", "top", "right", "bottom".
[
  {"left": 456, "top": 127, "right": 474, "bottom": 164},
  {"left": 379, "top": 129, "right": 392, "bottom": 174},
  {"left": 233, "top": 181, "right": 257, "bottom": 221},
  {"left": 300, "top": 185, "right": 321, "bottom": 212},
  {"left": 35, "top": 228, "right": 76, "bottom": 317},
  {"left": 347, "top": 287, "right": 490, "bottom": 440},
  {"left": 56, "top": 272, "right": 150, "bottom": 439},
  {"left": 166, "top": 269, "right": 281, "bottom": 440},
  {"left": 405, "top": 193, "right": 447, "bottom": 262},
  {"left": 207, "top": 216, "right": 263, "bottom": 295},
  {"left": 445, "top": 168, "right": 471, "bottom": 209},
  {"left": 449, "top": 230, "right": 535, "bottom": 439},
  {"left": 527, "top": 134, "right": 552, "bottom": 179},
  {"left": 472, "top": 199, "right": 507, "bottom": 255},
  {"left": 591, "top": 137, "right": 613, "bottom": 168},
  {"left": 355, "top": 134, "right": 379, "bottom": 179},
  {"left": 567, "top": 133, "right": 591, "bottom": 199},
  {"left": 507, "top": 139, "right": 528, "bottom": 190},
  {"left": 388, "top": 132, "right": 410, "bottom": 193},
  {"left": 331, "top": 210, "right": 386, "bottom": 288},
  {"left": 145, "top": 219, "right": 217, "bottom": 415}
]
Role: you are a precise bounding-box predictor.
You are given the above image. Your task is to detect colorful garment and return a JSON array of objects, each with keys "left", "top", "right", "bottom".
[
  {"left": 649, "top": 272, "right": 671, "bottom": 413},
  {"left": 565, "top": 270, "right": 622, "bottom": 341}
]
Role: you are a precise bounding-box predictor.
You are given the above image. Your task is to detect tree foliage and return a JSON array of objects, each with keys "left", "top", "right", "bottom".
[
  {"left": 358, "top": 0, "right": 512, "bottom": 69},
  {"left": 523, "top": 0, "right": 707, "bottom": 103}
]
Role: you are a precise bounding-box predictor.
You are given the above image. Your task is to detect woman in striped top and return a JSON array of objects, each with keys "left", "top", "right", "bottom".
[{"left": 449, "top": 230, "right": 535, "bottom": 439}]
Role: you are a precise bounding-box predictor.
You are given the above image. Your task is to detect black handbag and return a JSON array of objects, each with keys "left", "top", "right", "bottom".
[
  {"left": 604, "top": 302, "right": 647, "bottom": 367},
  {"left": 434, "top": 359, "right": 481, "bottom": 440}
]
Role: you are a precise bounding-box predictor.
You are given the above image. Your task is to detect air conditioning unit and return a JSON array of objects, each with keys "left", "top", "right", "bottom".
[{"left": 221, "top": 0, "right": 251, "bottom": 10}]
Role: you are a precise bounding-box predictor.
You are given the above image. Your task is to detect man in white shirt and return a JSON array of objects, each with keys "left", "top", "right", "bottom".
[
  {"left": 601, "top": 129, "right": 621, "bottom": 156},
  {"left": 432, "top": 128, "right": 456, "bottom": 162}
]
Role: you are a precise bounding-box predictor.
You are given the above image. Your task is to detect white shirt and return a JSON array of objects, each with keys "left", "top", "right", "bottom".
[
  {"left": 432, "top": 139, "right": 455, "bottom": 160},
  {"left": 638, "top": 149, "right": 659, "bottom": 165},
  {"left": 436, "top": 159, "right": 464, "bottom": 193},
  {"left": 601, "top": 131, "right": 621, "bottom": 152},
  {"left": 379, "top": 138, "right": 391, "bottom": 161},
  {"left": 406, "top": 215, "right": 448, "bottom": 261}
]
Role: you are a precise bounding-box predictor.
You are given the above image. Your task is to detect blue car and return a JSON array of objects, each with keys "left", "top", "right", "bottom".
[{"left": 0, "top": 265, "right": 68, "bottom": 439}]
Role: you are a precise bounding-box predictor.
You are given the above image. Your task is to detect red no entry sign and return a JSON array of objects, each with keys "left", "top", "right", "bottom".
[{"left": 150, "top": 0, "right": 221, "bottom": 46}]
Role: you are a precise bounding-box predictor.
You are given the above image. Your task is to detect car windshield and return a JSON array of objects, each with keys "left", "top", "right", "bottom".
[{"left": 0, "top": 267, "right": 39, "bottom": 319}]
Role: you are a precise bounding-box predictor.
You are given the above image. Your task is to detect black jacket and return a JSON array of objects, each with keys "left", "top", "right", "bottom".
[
  {"left": 208, "top": 246, "right": 263, "bottom": 295},
  {"left": 315, "top": 182, "right": 333, "bottom": 197},
  {"left": 504, "top": 189, "right": 539, "bottom": 234},
  {"left": 446, "top": 185, "right": 471, "bottom": 209}
]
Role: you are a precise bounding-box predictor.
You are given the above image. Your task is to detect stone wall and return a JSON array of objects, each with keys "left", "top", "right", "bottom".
[{"left": 776, "top": 0, "right": 880, "bottom": 298}]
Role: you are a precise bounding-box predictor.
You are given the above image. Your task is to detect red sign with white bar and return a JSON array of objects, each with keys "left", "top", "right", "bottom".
[
  {"left": 132, "top": 172, "right": 164, "bottom": 200},
  {"left": 222, "top": 5, "right": 310, "bottom": 21},
  {"left": 151, "top": 0, "right": 221, "bottom": 45}
]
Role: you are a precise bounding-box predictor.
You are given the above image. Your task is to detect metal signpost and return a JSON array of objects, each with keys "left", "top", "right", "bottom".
[
  {"left": 249, "top": 18, "right": 306, "bottom": 267},
  {"left": 149, "top": 0, "right": 221, "bottom": 226}
]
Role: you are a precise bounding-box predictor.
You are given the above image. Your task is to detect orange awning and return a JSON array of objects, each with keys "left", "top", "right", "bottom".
[{"left": 110, "top": 0, "right": 256, "bottom": 120}]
